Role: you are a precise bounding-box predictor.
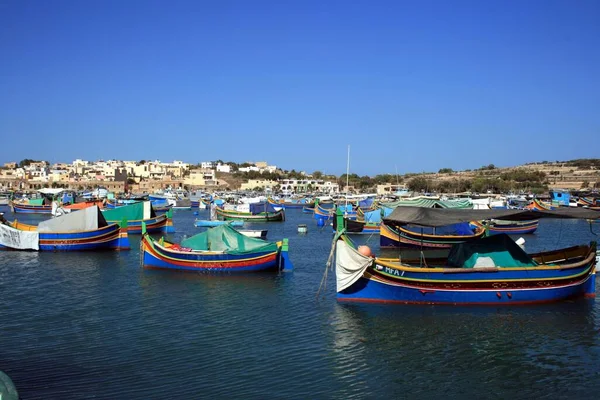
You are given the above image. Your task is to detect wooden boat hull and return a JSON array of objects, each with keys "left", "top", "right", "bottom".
[
  {"left": 380, "top": 222, "right": 485, "bottom": 248},
  {"left": 141, "top": 235, "right": 292, "bottom": 272},
  {"left": 337, "top": 239, "right": 597, "bottom": 305},
  {"left": 314, "top": 205, "right": 333, "bottom": 220},
  {"left": 332, "top": 217, "right": 380, "bottom": 234},
  {"left": 10, "top": 202, "right": 52, "bottom": 214},
  {"left": 0, "top": 222, "right": 129, "bottom": 251},
  {"left": 216, "top": 208, "right": 285, "bottom": 222},
  {"left": 471, "top": 220, "right": 539, "bottom": 235}
]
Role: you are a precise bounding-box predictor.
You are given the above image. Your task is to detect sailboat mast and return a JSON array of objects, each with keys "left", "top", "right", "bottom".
[{"left": 345, "top": 145, "right": 350, "bottom": 210}]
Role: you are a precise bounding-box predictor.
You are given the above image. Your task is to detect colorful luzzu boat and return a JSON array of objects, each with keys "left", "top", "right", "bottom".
[
  {"left": 10, "top": 201, "right": 53, "bottom": 214},
  {"left": 102, "top": 201, "right": 174, "bottom": 234},
  {"left": 332, "top": 216, "right": 380, "bottom": 234},
  {"left": 215, "top": 206, "right": 285, "bottom": 222},
  {"left": 380, "top": 221, "right": 486, "bottom": 248},
  {"left": 525, "top": 199, "right": 554, "bottom": 211},
  {"left": 0, "top": 206, "right": 129, "bottom": 251},
  {"left": 268, "top": 197, "right": 314, "bottom": 209},
  {"left": 334, "top": 207, "right": 599, "bottom": 305},
  {"left": 140, "top": 224, "right": 292, "bottom": 272},
  {"left": 470, "top": 219, "right": 539, "bottom": 235}
]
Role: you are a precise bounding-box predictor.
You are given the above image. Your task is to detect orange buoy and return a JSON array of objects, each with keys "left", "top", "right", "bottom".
[{"left": 358, "top": 245, "right": 373, "bottom": 258}]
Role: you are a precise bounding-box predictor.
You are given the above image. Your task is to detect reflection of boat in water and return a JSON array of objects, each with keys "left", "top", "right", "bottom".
[{"left": 330, "top": 298, "right": 599, "bottom": 398}]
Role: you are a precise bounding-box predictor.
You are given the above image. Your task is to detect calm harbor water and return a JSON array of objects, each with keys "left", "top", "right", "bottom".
[{"left": 1, "top": 206, "right": 599, "bottom": 399}]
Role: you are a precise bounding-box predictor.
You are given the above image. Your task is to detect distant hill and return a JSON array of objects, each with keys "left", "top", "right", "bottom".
[{"left": 402, "top": 159, "right": 600, "bottom": 193}]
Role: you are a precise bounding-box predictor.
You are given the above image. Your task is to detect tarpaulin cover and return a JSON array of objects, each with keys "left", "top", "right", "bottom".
[
  {"left": 363, "top": 209, "right": 382, "bottom": 223},
  {"left": 447, "top": 234, "right": 538, "bottom": 268},
  {"left": 102, "top": 201, "right": 154, "bottom": 221},
  {"left": 358, "top": 198, "right": 374, "bottom": 208},
  {"left": 384, "top": 206, "right": 600, "bottom": 228},
  {"left": 380, "top": 198, "right": 473, "bottom": 209},
  {"left": 180, "top": 224, "right": 277, "bottom": 255},
  {"left": 249, "top": 202, "right": 278, "bottom": 214},
  {"left": 335, "top": 239, "right": 372, "bottom": 292},
  {"left": 38, "top": 206, "right": 107, "bottom": 233}
]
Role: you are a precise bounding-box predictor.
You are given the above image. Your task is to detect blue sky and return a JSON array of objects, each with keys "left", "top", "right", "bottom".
[{"left": 1, "top": 0, "right": 598, "bottom": 176}]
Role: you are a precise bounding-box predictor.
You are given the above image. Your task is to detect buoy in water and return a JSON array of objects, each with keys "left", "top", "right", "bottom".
[
  {"left": 358, "top": 245, "right": 373, "bottom": 257},
  {"left": 515, "top": 237, "right": 525, "bottom": 246},
  {"left": 317, "top": 218, "right": 325, "bottom": 227},
  {"left": 193, "top": 211, "right": 199, "bottom": 215}
]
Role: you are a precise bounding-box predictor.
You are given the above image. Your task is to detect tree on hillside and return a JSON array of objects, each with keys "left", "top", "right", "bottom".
[
  {"left": 312, "top": 171, "right": 323, "bottom": 179},
  {"left": 480, "top": 164, "right": 496, "bottom": 170},
  {"left": 407, "top": 177, "right": 431, "bottom": 192},
  {"left": 438, "top": 168, "right": 453, "bottom": 174}
]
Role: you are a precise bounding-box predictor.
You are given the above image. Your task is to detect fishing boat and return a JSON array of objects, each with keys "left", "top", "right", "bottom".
[
  {"left": 140, "top": 224, "right": 292, "bottom": 272},
  {"left": 10, "top": 201, "right": 53, "bottom": 214},
  {"left": 152, "top": 202, "right": 174, "bottom": 213},
  {"left": 268, "top": 197, "right": 314, "bottom": 209},
  {"left": 470, "top": 219, "right": 539, "bottom": 235},
  {"left": 102, "top": 201, "right": 174, "bottom": 234},
  {"left": 0, "top": 206, "right": 129, "bottom": 251},
  {"left": 216, "top": 208, "right": 285, "bottom": 222},
  {"left": 314, "top": 204, "right": 334, "bottom": 221},
  {"left": 333, "top": 207, "right": 599, "bottom": 305},
  {"left": 215, "top": 203, "right": 285, "bottom": 222},
  {"left": 380, "top": 221, "right": 485, "bottom": 248},
  {"left": 332, "top": 216, "right": 380, "bottom": 234},
  {"left": 578, "top": 197, "right": 599, "bottom": 207},
  {"left": 525, "top": 199, "right": 554, "bottom": 211}
]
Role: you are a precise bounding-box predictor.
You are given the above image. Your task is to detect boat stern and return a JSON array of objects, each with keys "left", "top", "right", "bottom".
[{"left": 279, "top": 238, "right": 293, "bottom": 272}]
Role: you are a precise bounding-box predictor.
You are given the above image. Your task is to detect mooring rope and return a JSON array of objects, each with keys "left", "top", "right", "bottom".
[{"left": 317, "top": 229, "right": 346, "bottom": 300}]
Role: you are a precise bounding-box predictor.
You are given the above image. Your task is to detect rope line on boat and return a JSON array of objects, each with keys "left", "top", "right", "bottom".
[{"left": 317, "top": 229, "right": 346, "bottom": 300}]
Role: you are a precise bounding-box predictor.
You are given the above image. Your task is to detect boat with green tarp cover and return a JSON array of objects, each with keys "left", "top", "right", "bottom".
[
  {"left": 140, "top": 224, "right": 293, "bottom": 272},
  {"left": 101, "top": 201, "right": 174, "bottom": 233}
]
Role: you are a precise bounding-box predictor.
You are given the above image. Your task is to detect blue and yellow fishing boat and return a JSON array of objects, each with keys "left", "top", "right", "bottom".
[
  {"left": 334, "top": 207, "right": 599, "bottom": 305},
  {"left": 0, "top": 206, "right": 129, "bottom": 251},
  {"left": 140, "top": 224, "right": 292, "bottom": 272},
  {"left": 470, "top": 219, "right": 539, "bottom": 235}
]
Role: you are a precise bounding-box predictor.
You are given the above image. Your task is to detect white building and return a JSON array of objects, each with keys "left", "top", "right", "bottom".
[
  {"left": 201, "top": 161, "right": 214, "bottom": 169},
  {"left": 216, "top": 163, "right": 231, "bottom": 173}
]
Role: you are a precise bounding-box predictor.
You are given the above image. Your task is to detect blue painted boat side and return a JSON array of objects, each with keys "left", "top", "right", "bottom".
[{"left": 338, "top": 273, "right": 595, "bottom": 304}]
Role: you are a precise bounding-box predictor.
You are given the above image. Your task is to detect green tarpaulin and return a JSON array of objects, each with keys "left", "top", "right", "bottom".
[
  {"left": 380, "top": 198, "right": 473, "bottom": 209},
  {"left": 447, "top": 234, "right": 538, "bottom": 268},
  {"left": 102, "top": 201, "right": 154, "bottom": 221},
  {"left": 28, "top": 198, "right": 45, "bottom": 205},
  {"left": 181, "top": 225, "right": 278, "bottom": 255}
]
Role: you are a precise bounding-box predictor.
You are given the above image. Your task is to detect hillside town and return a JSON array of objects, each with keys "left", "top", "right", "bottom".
[
  {"left": 1, "top": 158, "right": 599, "bottom": 198},
  {"left": 0, "top": 159, "right": 342, "bottom": 195}
]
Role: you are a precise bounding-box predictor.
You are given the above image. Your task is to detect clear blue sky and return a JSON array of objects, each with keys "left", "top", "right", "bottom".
[{"left": 1, "top": 0, "right": 598, "bottom": 176}]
